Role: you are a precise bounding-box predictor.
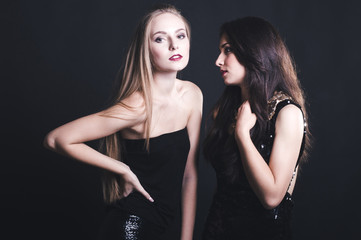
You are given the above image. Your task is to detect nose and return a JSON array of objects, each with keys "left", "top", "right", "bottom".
[
  {"left": 215, "top": 53, "right": 223, "bottom": 67},
  {"left": 169, "top": 39, "right": 179, "bottom": 51}
]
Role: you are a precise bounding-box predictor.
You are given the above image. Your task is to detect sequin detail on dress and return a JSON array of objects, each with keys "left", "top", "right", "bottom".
[
  {"left": 267, "top": 91, "right": 293, "bottom": 120},
  {"left": 123, "top": 215, "right": 142, "bottom": 240}
]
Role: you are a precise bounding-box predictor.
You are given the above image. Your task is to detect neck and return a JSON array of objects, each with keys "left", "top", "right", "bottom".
[
  {"left": 240, "top": 84, "right": 249, "bottom": 102},
  {"left": 151, "top": 71, "right": 178, "bottom": 98}
]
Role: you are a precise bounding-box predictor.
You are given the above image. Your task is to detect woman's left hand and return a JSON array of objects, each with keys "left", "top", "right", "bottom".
[{"left": 235, "top": 101, "right": 257, "bottom": 138}]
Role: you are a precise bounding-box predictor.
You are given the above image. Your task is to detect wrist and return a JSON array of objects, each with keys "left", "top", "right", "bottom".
[
  {"left": 235, "top": 128, "right": 251, "bottom": 142},
  {"left": 117, "top": 162, "right": 131, "bottom": 176}
]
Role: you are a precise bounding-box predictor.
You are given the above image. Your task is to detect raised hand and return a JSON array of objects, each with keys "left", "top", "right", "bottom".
[{"left": 235, "top": 101, "right": 257, "bottom": 138}]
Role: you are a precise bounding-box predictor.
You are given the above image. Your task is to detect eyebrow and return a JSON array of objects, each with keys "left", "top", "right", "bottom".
[
  {"left": 220, "top": 42, "right": 230, "bottom": 48},
  {"left": 152, "top": 28, "right": 186, "bottom": 37}
]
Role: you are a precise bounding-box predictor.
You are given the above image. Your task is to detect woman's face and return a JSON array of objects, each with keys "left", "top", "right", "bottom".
[
  {"left": 215, "top": 34, "right": 246, "bottom": 87},
  {"left": 149, "top": 13, "right": 190, "bottom": 73}
]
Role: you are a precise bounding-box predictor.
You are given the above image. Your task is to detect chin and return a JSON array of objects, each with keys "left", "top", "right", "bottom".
[
  {"left": 224, "top": 78, "right": 242, "bottom": 86},
  {"left": 157, "top": 62, "right": 188, "bottom": 73},
  {"left": 171, "top": 63, "right": 188, "bottom": 72},
  {"left": 223, "top": 79, "right": 233, "bottom": 86},
  {"left": 176, "top": 61, "right": 188, "bottom": 70}
]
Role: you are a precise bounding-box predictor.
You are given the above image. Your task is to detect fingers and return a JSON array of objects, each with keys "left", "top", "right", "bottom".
[
  {"left": 123, "top": 170, "right": 154, "bottom": 202},
  {"left": 123, "top": 184, "right": 134, "bottom": 197},
  {"left": 238, "top": 101, "right": 256, "bottom": 118},
  {"left": 132, "top": 177, "right": 154, "bottom": 202},
  {"left": 137, "top": 185, "right": 154, "bottom": 202},
  {"left": 238, "top": 101, "right": 251, "bottom": 111},
  {"left": 122, "top": 184, "right": 154, "bottom": 203},
  {"left": 122, "top": 183, "right": 154, "bottom": 202}
]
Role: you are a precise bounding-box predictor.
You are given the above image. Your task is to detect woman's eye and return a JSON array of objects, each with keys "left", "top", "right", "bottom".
[
  {"left": 224, "top": 47, "right": 232, "bottom": 53},
  {"left": 155, "top": 37, "right": 164, "bottom": 43},
  {"left": 178, "top": 34, "right": 186, "bottom": 39}
]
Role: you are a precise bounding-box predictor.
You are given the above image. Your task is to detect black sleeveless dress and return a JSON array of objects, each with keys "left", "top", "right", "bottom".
[
  {"left": 202, "top": 93, "right": 306, "bottom": 240},
  {"left": 98, "top": 128, "right": 190, "bottom": 240}
]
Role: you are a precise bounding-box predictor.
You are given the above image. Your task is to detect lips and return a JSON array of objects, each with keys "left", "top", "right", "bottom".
[
  {"left": 220, "top": 69, "right": 227, "bottom": 77},
  {"left": 169, "top": 54, "right": 183, "bottom": 61}
]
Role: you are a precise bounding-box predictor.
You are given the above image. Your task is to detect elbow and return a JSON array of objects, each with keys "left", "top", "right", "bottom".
[
  {"left": 183, "top": 169, "right": 198, "bottom": 186},
  {"left": 43, "top": 131, "right": 58, "bottom": 151},
  {"left": 261, "top": 195, "right": 283, "bottom": 210},
  {"left": 183, "top": 172, "right": 197, "bottom": 184}
]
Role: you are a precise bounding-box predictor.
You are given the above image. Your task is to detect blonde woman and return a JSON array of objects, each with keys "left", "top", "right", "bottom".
[{"left": 44, "top": 4, "right": 202, "bottom": 240}]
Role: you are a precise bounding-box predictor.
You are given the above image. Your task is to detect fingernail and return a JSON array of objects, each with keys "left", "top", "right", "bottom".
[{"left": 148, "top": 197, "right": 154, "bottom": 202}]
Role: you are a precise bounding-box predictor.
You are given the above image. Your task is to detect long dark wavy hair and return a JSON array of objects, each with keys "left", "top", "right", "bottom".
[{"left": 203, "top": 17, "right": 311, "bottom": 180}]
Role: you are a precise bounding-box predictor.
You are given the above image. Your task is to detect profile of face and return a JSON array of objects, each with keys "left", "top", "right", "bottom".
[
  {"left": 216, "top": 34, "right": 246, "bottom": 87},
  {"left": 149, "top": 12, "right": 190, "bottom": 73}
]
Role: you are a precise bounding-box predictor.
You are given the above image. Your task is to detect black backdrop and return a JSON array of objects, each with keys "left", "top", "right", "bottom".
[{"left": 3, "top": 0, "right": 361, "bottom": 239}]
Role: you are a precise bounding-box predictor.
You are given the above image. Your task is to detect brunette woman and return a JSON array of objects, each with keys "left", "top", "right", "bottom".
[
  {"left": 44, "top": 4, "right": 202, "bottom": 240},
  {"left": 202, "top": 16, "right": 311, "bottom": 239}
]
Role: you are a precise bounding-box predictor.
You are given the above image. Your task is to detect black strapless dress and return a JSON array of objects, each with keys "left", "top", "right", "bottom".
[
  {"left": 202, "top": 96, "right": 306, "bottom": 240},
  {"left": 98, "top": 128, "right": 190, "bottom": 240}
]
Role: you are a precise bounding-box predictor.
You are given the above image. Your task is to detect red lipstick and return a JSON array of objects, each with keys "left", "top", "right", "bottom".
[{"left": 169, "top": 54, "right": 183, "bottom": 61}]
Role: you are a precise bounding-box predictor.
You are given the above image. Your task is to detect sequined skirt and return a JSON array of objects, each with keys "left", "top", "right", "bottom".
[{"left": 98, "top": 208, "right": 164, "bottom": 240}]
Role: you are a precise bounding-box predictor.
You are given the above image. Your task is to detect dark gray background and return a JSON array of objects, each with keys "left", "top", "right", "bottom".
[{"left": 3, "top": 0, "right": 361, "bottom": 239}]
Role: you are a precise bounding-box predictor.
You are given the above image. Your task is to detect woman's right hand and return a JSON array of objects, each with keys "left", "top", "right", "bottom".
[
  {"left": 122, "top": 169, "right": 154, "bottom": 202},
  {"left": 235, "top": 101, "right": 257, "bottom": 138}
]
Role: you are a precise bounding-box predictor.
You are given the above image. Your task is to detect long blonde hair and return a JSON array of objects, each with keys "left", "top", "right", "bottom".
[{"left": 101, "top": 4, "right": 191, "bottom": 204}]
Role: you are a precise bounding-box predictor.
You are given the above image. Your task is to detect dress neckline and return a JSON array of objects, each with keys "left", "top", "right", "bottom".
[{"left": 123, "top": 127, "right": 187, "bottom": 141}]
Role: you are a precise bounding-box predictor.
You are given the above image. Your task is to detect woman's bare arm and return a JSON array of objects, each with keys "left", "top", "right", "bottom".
[
  {"left": 43, "top": 95, "right": 153, "bottom": 201},
  {"left": 180, "top": 83, "right": 203, "bottom": 240},
  {"left": 235, "top": 102, "right": 304, "bottom": 209}
]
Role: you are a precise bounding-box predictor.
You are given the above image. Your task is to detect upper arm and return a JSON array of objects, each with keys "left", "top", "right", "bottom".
[
  {"left": 186, "top": 83, "right": 203, "bottom": 148},
  {"left": 45, "top": 95, "right": 146, "bottom": 149},
  {"left": 184, "top": 83, "right": 203, "bottom": 177},
  {"left": 268, "top": 104, "right": 304, "bottom": 189}
]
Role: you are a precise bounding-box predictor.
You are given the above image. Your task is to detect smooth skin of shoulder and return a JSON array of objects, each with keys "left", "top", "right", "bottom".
[
  {"left": 177, "top": 79, "right": 203, "bottom": 114},
  {"left": 235, "top": 101, "right": 304, "bottom": 209}
]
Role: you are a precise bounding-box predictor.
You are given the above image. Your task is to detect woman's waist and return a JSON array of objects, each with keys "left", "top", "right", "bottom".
[
  {"left": 213, "top": 186, "right": 259, "bottom": 205},
  {"left": 112, "top": 191, "right": 181, "bottom": 227}
]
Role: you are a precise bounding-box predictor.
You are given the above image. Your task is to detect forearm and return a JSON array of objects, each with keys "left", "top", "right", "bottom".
[
  {"left": 49, "top": 140, "right": 130, "bottom": 175},
  {"left": 180, "top": 173, "right": 197, "bottom": 240},
  {"left": 236, "top": 133, "right": 280, "bottom": 208},
  {"left": 234, "top": 103, "right": 304, "bottom": 209}
]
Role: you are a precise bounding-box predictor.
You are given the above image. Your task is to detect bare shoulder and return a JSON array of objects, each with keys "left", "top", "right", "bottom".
[
  {"left": 176, "top": 79, "right": 203, "bottom": 104},
  {"left": 120, "top": 91, "right": 145, "bottom": 108},
  {"left": 275, "top": 104, "right": 304, "bottom": 133},
  {"left": 277, "top": 104, "right": 303, "bottom": 121},
  {"left": 100, "top": 91, "right": 146, "bottom": 124}
]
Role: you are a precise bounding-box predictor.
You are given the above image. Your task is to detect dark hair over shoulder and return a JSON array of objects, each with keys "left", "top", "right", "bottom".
[{"left": 204, "top": 16, "right": 311, "bottom": 171}]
